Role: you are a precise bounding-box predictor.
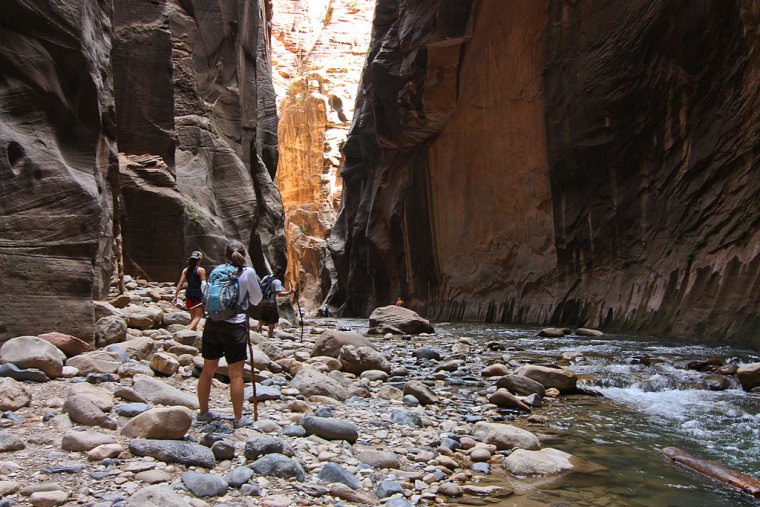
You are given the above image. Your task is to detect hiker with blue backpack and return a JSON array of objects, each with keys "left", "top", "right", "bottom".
[
  {"left": 254, "top": 265, "right": 291, "bottom": 338},
  {"left": 197, "top": 240, "right": 263, "bottom": 428}
]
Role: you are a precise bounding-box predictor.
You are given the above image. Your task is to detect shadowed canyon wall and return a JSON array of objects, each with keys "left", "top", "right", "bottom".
[
  {"left": 0, "top": 0, "right": 285, "bottom": 342},
  {"left": 330, "top": 0, "right": 760, "bottom": 344}
]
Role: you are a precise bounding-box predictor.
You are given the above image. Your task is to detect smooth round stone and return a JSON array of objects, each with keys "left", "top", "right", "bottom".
[
  {"left": 244, "top": 437, "right": 284, "bottom": 461},
  {"left": 211, "top": 441, "right": 235, "bottom": 460},
  {"left": 281, "top": 425, "right": 307, "bottom": 437},
  {"left": 472, "top": 462, "right": 491, "bottom": 474},
  {"left": 317, "top": 462, "right": 361, "bottom": 490},
  {"left": 314, "top": 407, "right": 333, "bottom": 418},
  {"left": 224, "top": 466, "right": 255, "bottom": 488},
  {"left": 181, "top": 471, "right": 229, "bottom": 497},
  {"left": 240, "top": 483, "right": 261, "bottom": 496},
  {"left": 250, "top": 453, "right": 306, "bottom": 481},
  {"left": 402, "top": 395, "right": 419, "bottom": 407},
  {"left": 470, "top": 448, "right": 491, "bottom": 462},
  {"left": 116, "top": 403, "right": 150, "bottom": 417}
]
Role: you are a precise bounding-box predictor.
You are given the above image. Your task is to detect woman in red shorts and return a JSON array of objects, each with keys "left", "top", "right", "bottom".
[{"left": 172, "top": 250, "right": 206, "bottom": 330}]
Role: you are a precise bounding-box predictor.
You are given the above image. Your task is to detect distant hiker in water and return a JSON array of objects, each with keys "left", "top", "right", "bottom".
[
  {"left": 255, "top": 265, "right": 291, "bottom": 338},
  {"left": 197, "top": 240, "right": 263, "bottom": 428},
  {"left": 172, "top": 250, "right": 206, "bottom": 331}
]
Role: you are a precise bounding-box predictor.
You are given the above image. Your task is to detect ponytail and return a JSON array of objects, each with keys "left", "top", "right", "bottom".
[{"left": 225, "top": 240, "right": 247, "bottom": 274}]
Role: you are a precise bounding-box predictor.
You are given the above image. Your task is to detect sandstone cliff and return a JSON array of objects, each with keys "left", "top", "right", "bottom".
[{"left": 330, "top": 0, "right": 760, "bottom": 344}]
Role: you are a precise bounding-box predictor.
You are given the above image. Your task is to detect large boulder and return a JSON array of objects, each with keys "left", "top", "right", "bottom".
[
  {"left": 132, "top": 375, "right": 199, "bottom": 409},
  {"left": 513, "top": 365, "right": 577, "bottom": 393},
  {"left": 121, "top": 406, "right": 193, "bottom": 439},
  {"left": 61, "top": 430, "right": 117, "bottom": 452},
  {"left": 368, "top": 306, "right": 434, "bottom": 334},
  {"left": 38, "top": 332, "right": 93, "bottom": 357},
  {"left": 63, "top": 395, "right": 117, "bottom": 429},
  {"left": 150, "top": 352, "right": 180, "bottom": 376},
  {"left": 0, "top": 336, "right": 65, "bottom": 378},
  {"left": 402, "top": 380, "right": 439, "bottom": 405},
  {"left": 0, "top": 378, "right": 31, "bottom": 411},
  {"left": 312, "top": 330, "right": 373, "bottom": 358},
  {"left": 503, "top": 448, "right": 605, "bottom": 476},
  {"left": 472, "top": 421, "right": 540, "bottom": 450},
  {"left": 119, "top": 337, "right": 160, "bottom": 361},
  {"left": 495, "top": 374, "right": 546, "bottom": 397},
  {"left": 290, "top": 368, "right": 349, "bottom": 401},
  {"left": 65, "top": 350, "right": 125, "bottom": 375},
  {"left": 301, "top": 416, "right": 358, "bottom": 443},
  {"left": 737, "top": 363, "right": 760, "bottom": 391},
  {"left": 122, "top": 305, "right": 163, "bottom": 330},
  {"left": 69, "top": 383, "right": 114, "bottom": 412},
  {"left": 95, "top": 316, "right": 128, "bottom": 346},
  {"left": 129, "top": 439, "right": 215, "bottom": 468},
  {"left": 338, "top": 345, "right": 390, "bottom": 374}
]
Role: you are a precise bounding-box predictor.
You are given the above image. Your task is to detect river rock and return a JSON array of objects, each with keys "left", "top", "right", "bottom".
[
  {"left": 481, "top": 364, "right": 510, "bottom": 377},
  {"left": 488, "top": 389, "right": 531, "bottom": 411},
  {"left": 63, "top": 395, "right": 117, "bottom": 429},
  {"left": 576, "top": 328, "right": 604, "bottom": 336},
  {"left": 301, "top": 416, "right": 358, "bottom": 442},
  {"left": 289, "top": 368, "right": 349, "bottom": 401},
  {"left": 496, "top": 374, "right": 546, "bottom": 397},
  {"left": 503, "top": 447, "right": 602, "bottom": 475},
  {"left": 88, "top": 443, "right": 124, "bottom": 461},
  {"left": 118, "top": 362, "right": 155, "bottom": 378},
  {"left": 705, "top": 375, "right": 730, "bottom": 391},
  {"left": 129, "top": 439, "right": 215, "bottom": 468},
  {"left": 126, "top": 484, "right": 192, "bottom": 507},
  {"left": 249, "top": 453, "right": 306, "bottom": 481},
  {"left": 339, "top": 345, "right": 390, "bottom": 374},
  {"left": 537, "top": 328, "right": 566, "bottom": 337},
  {"left": 69, "top": 382, "right": 113, "bottom": 411},
  {"left": 29, "top": 490, "right": 69, "bottom": 506},
  {"left": 438, "top": 482, "right": 463, "bottom": 497},
  {"left": 120, "top": 337, "right": 160, "bottom": 361},
  {"left": 181, "top": 472, "right": 228, "bottom": 497},
  {"left": 0, "top": 431, "right": 25, "bottom": 451},
  {"left": 95, "top": 316, "right": 128, "bottom": 346},
  {"left": 356, "top": 449, "right": 400, "bottom": 469},
  {"left": 115, "top": 385, "right": 148, "bottom": 403},
  {"left": 95, "top": 300, "right": 124, "bottom": 318},
  {"left": 737, "top": 363, "right": 760, "bottom": 390},
  {"left": 163, "top": 312, "right": 191, "bottom": 326},
  {"left": 244, "top": 436, "right": 284, "bottom": 460},
  {"left": 19, "top": 482, "right": 62, "bottom": 496},
  {"left": 312, "top": 330, "right": 373, "bottom": 358},
  {"left": 225, "top": 466, "right": 255, "bottom": 487},
  {"left": 116, "top": 403, "right": 150, "bottom": 417},
  {"left": 0, "top": 363, "right": 49, "bottom": 382},
  {"left": 134, "top": 470, "right": 173, "bottom": 484},
  {"left": 369, "top": 306, "right": 434, "bottom": 334},
  {"left": 61, "top": 430, "right": 116, "bottom": 451},
  {"left": 0, "top": 336, "right": 65, "bottom": 378},
  {"left": 412, "top": 348, "right": 440, "bottom": 360},
  {"left": 0, "top": 378, "right": 30, "bottom": 410},
  {"left": 38, "top": 332, "right": 93, "bottom": 357},
  {"left": 360, "top": 369, "right": 389, "bottom": 381},
  {"left": 472, "top": 421, "right": 540, "bottom": 450},
  {"left": 403, "top": 380, "right": 439, "bottom": 405},
  {"left": 328, "top": 483, "right": 377, "bottom": 505},
  {"left": 390, "top": 410, "right": 422, "bottom": 427},
  {"left": 173, "top": 330, "right": 201, "bottom": 349},
  {"left": 66, "top": 350, "right": 124, "bottom": 375},
  {"left": 318, "top": 462, "right": 361, "bottom": 489},
  {"left": 121, "top": 406, "right": 193, "bottom": 439},
  {"left": 164, "top": 341, "right": 198, "bottom": 356},
  {"left": 514, "top": 364, "right": 577, "bottom": 393},
  {"left": 377, "top": 385, "right": 403, "bottom": 401},
  {"left": 122, "top": 305, "right": 163, "bottom": 329},
  {"left": 132, "top": 375, "right": 199, "bottom": 408},
  {"left": 376, "top": 479, "right": 405, "bottom": 498},
  {"left": 150, "top": 352, "right": 180, "bottom": 376}
]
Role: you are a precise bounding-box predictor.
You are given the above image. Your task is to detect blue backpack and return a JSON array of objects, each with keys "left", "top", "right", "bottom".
[{"left": 203, "top": 264, "right": 244, "bottom": 321}]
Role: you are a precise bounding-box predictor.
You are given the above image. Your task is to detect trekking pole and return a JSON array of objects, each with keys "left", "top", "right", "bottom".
[{"left": 244, "top": 314, "right": 259, "bottom": 421}]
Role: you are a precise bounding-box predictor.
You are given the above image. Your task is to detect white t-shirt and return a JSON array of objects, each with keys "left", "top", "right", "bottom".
[
  {"left": 264, "top": 278, "right": 285, "bottom": 303},
  {"left": 225, "top": 266, "right": 263, "bottom": 324}
]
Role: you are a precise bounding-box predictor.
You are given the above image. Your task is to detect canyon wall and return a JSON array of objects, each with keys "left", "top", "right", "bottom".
[
  {"left": 331, "top": 0, "right": 760, "bottom": 344},
  {"left": 272, "top": 0, "right": 373, "bottom": 312},
  {"left": 0, "top": 0, "right": 117, "bottom": 342}
]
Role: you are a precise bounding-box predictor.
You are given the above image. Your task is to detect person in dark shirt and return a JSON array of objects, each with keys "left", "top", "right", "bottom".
[
  {"left": 254, "top": 266, "right": 291, "bottom": 337},
  {"left": 173, "top": 250, "right": 207, "bottom": 330}
]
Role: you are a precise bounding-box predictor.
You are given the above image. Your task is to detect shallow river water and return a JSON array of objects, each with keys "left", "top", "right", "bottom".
[{"left": 435, "top": 323, "right": 760, "bottom": 507}]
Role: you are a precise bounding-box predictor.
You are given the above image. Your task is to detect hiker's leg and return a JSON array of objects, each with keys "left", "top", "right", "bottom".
[
  {"left": 188, "top": 305, "right": 202, "bottom": 330},
  {"left": 227, "top": 360, "right": 245, "bottom": 420},
  {"left": 197, "top": 358, "right": 219, "bottom": 414},
  {"left": 268, "top": 323, "right": 275, "bottom": 337}
]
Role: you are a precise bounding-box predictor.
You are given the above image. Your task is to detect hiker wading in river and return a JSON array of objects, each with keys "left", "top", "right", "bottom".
[
  {"left": 172, "top": 250, "right": 206, "bottom": 331},
  {"left": 197, "top": 240, "right": 263, "bottom": 428}
]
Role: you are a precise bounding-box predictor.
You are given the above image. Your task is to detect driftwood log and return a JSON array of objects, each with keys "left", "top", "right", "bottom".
[{"left": 662, "top": 446, "right": 760, "bottom": 497}]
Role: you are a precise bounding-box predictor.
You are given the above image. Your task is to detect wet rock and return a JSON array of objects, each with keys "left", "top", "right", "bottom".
[
  {"left": 116, "top": 403, "right": 150, "bottom": 417},
  {"left": 0, "top": 336, "right": 65, "bottom": 378},
  {"left": 244, "top": 437, "right": 284, "bottom": 460},
  {"left": 369, "top": 306, "right": 434, "bottom": 334},
  {"left": 0, "top": 431, "right": 25, "bottom": 451},
  {"left": 29, "top": 490, "right": 69, "bottom": 506},
  {"left": 0, "top": 363, "right": 49, "bottom": 382},
  {"left": 716, "top": 364, "right": 739, "bottom": 375},
  {"left": 504, "top": 447, "right": 604, "bottom": 476},
  {"left": 301, "top": 416, "right": 358, "bottom": 442},
  {"left": 225, "top": 466, "right": 254, "bottom": 487},
  {"left": 95, "top": 316, "right": 128, "bottom": 346},
  {"left": 737, "top": 363, "right": 760, "bottom": 390},
  {"left": 356, "top": 449, "right": 400, "bottom": 469},
  {"left": 181, "top": 472, "right": 228, "bottom": 497},
  {"left": 339, "top": 345, "right": 390, "bottom": 374},
  {"left": 376, "top": 479, "right": 405, "bottom": 498},
  {"left": 0, "top": 378, "right": 31, "bottom": 411},
  {"left": 63, "top": 395, "right": 117, "bottom": 429},
  {"left": 38, "top": 332, "right": 93, "bottom": 357},
  {"left": 150, "top": 352, "right": 180, "bottom": 376},
  {"left": 87, "top": 443, "right": 124, "bottom": 461},
  {"left": 61, "top": 430, "right": 116, "bottom": 451},
  {"left": 311, "top": 330, "right": 373, "bottom": 358},
  {"left": 576, "top": 328, "right": 604, "bottom": 337},
  {"left": 378, "top": 385, "right": 404, "bottom": 401},
  {"left": 121, "top": 406, "right": 193, "bottom": 439},
  {"left": 126, "top": 484, "right": 192, "bottom": 506},
  {"left": 390, "top": 410, "right": 422, "bottom": 427},
  {"left": 472, "top": 421, "right": 540, "bottom": 450},
  {"left": 328, "top": 483, "right": 377, "bottom": 504},
  {"left": 705, "top": 375, "right": 730, "bottom": 391},
  {"left": 318, "top": 462, "right": 361, "bottom": 489},
  {"left": 403, "top": 380, "right": 439, "bottom": 405},
  {"left": 514, "top": 365, "right": 577, "bottom": 393},
  {"left": 289, "top": 368, "right": 349, "bottom": 401},
  {"left": 537, "top": 328, "right": 566, "bottom": 337},
  {"left": 562, "top": 351, "right": 586, "bottom": 362},
  {"left": 249, "top": 453, "right": 306, "bottom": 481},
  {"left": 487, "top": 389, "right": 531, "bottom": 411},
  {"left": 495, "top": 374, "right": 546, "bottom": 397},
  {"left": 129, "top": 439, "right": 216, "bottom": 468},
  {"left": 412, "top": 348, "right": 440, "bottom": 361},
  {"left": 132, "top": 375, "right": 199, "bottom": 409},
  {"left": 66, "top": 350, "right": 125, "bottom": 375}
]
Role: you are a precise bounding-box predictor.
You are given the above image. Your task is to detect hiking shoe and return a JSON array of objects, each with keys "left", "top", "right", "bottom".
[
  {"left": 196, "top": 411, "right": 220, "bottom": 423},
  {"left": 233, "top": 416, "right": 253, "bottom": 429}
]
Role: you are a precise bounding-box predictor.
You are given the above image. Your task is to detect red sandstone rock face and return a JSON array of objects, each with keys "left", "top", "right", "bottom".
[
  {"left": 0, "top": 0, "right": 118, "bottom": 343},
  {"left": 330, "top": 0, "right": 760, "bottom": 344}
]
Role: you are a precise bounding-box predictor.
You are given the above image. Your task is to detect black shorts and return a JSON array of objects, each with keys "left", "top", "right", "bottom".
[
  {"left": 201, "top": 320, "right": 248, "bottom": 364},
  {"left": 254, "top": 301, "right": 279, "bottom": 325}
]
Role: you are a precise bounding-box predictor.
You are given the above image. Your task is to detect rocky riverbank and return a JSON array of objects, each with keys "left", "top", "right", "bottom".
[{"left": 0, "top": 278, "right": 757, "bottom": 507}]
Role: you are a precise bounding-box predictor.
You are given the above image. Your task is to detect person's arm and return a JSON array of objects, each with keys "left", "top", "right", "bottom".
[
  {"left": 173, "top": 268, "right": 188, "bottom": 305},
  {"left": 198, "top": 267, "right": 207, "bottom": 293}
]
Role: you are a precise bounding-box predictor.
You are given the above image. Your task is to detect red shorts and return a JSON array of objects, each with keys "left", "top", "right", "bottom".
[{"left": 186, "top": 298, "right": 202, "bottom": 309}]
